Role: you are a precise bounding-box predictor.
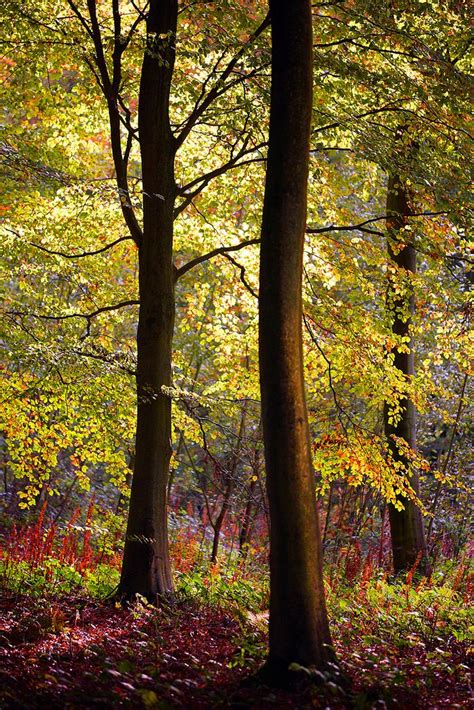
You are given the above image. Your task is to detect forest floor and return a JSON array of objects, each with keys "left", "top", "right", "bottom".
[{"left": 0, "top": 591, "right": 471, "bottom": 709}]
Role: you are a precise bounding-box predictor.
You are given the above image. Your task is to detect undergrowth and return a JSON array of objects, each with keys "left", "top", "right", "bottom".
[{"left": 1, "top": 514, "right": 472, "bottom": 708}]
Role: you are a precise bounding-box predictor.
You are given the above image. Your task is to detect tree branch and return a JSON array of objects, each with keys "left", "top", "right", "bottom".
[
  {"left": 303, "top": 313, "right": 353, "bottom": 435},
  {"left": 175, "top": 143, "right": 267, "bottom": 216},
  {"left": 175, "top": 13, "right": 270, "bottom": 149},
  {"left": 6, "top": 228, "right": 134, "bottom": 259},
  {"left": 306, "top": 211, "right": 448, "bottom": 236},
  {"left": 9, "top": 300, "right": 139, "bottom": 323},
  {"left": 175, "top": 239, "right": 260, "bottom": 280},
  {"left": 67, "top": 0, "right": 143, "bottom": 245},
  {"left": 222, "top": 252, "right": 258, "bottom": 298},
  {"left": 71, "top": 346, "right": 136, "bottom": 376}
]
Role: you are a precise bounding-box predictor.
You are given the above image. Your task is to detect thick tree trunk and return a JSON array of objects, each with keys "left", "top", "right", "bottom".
[
  {"left": 384, "top": 173, "right": 430, "bottom": 577},
  {"left": 259, "top": 0, "right": 335, "bottom": 675},
  {"left": 118, "top": 0, "right": 178, "bottom": 601}
]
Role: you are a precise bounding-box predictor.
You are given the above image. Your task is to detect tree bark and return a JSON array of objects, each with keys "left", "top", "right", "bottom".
[
  {"left": 258, "top": 0, "right": 335, "bottom": 675},
  {"left": 118, "top": 0, "right": 178, "bottom": 601},
  {"left": 384, "top": 172, "right": 430, "bottom": 577}
]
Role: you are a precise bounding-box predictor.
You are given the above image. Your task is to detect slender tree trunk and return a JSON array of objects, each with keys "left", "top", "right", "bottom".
[
  {"left": 322, "top": 482, "right": 334, "bottom": 546},
  {"left": 378, "top": 503, "right": 387, "bottom": 567},
  {"left": 426, "top": 373, "right": 468, "bottom": 544},
  {"left": 118, "top": 0, "right": 178, "bottom": 601},
  {"left": 53, "top": 474, "right": 77, "bottom": 523},
  {"left": 210, "top": 485, "right": 232, "bottom": 564},
  {"left": 384, "top": 172, "right": 430, "bottom": 577},
  {"left": 210, "top": 406, "right": 246, "bottom": 563},
  {"left": 239, "top": 477, "right": 257, "bottom": 555},
  {"left": 259, "top": 0, "right": 335, "bottom": 676}
]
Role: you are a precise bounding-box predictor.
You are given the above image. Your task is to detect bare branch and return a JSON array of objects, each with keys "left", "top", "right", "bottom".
[
  {"left": 175, "top": 143, "right": 267, "bottom": 216},
  {"left": 71, "top": 347, "right": 136, "bottom": 376},
  {"left": 222, "top": 252, "right": 258, "bottom": 298},
  {"left": 175, "top": 239, "right": 260, "bottom": 280},
  {"left": 65, "top": 0, "right": 94, "bottom": 40},
  {"left": 6, "top": 228, "right": 134, "bottom": 259},
  {"left": 9, "top": 300, "right": 139, "bottom": 323},
  {"left": 312, "top": 100, "right": 415, "bottom": 136},
  {"left": 303, "top": 313, "right": 353, "bottom": 435},
  {"left": 306, "top": 211, "right": 448, "bottom": 236},
  {"left": 67, "top": 0, "right": 143, "bottom": 244}
]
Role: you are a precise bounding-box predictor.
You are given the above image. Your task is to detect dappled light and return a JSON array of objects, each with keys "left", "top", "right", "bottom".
[{"left": 1, "top": 0, "right": 471, "bottom": 707}]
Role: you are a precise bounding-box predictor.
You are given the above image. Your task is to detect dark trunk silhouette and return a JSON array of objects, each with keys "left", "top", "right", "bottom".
[
  {"left": 258, "top": 0, "right": 335, "bottom": 676},
  {"left": 210, "top": 487, "right": 232, "bottom": 564},
  {"left": 384, "top": 171, "right": 430, "bottom": 577},
  {"left": 118, "top": 0, "right": 178, "bottom": 600}
]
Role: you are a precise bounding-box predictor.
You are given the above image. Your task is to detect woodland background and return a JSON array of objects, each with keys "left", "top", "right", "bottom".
[{"left": 0, "top": 0, "right": 472, "bottom": 707}]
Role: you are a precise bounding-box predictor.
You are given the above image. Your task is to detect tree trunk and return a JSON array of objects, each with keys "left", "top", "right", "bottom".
[
  {"left": 118, "top": 0, "right": 178, "bottom": 601},
  {"left": 210, "top": 406, "right": 246, "bottom": 563},
  {"left": 384, "top": 172, "right": 430, "bottom": 577},
  {"left": 258, "top": 0, "right": 335, "bottom": 675},
  {"left": 210, "top": 486, "right": 231, "bottom": 564},
  {"left": 239, "top": 477, "right": 257, "bottom": 555}
]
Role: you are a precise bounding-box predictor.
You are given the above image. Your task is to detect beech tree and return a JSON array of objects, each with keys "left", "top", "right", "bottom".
[
  {"left": 258, "top": 0, "right": 335, "bottom": 676},
  {"left": 51, "top": 0, "right": 270, "bottom": 600},
  {"left": 384, "top": 159, "right": 430, "bottom": 576}
]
